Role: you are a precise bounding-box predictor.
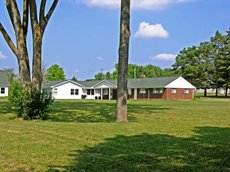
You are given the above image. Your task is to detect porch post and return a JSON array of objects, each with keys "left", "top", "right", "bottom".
[
  {"left": 134, "top": 88, "right": 137, "bottom": 100},
  {"left": 101, "top": 88, "right": 103, "bottom": 100},
  {"left": 109, "top": 88, "right": 111, "bottom": 100},
  {"left": 148, "top": 89, "right": 150, "bottom": 100}
]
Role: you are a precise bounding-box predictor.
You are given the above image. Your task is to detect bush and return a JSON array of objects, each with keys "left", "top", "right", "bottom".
[{"left": 8, "top": 81, "right": 54, "bottom": 120}]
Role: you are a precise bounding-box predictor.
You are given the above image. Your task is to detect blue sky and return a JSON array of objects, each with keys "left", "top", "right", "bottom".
[{"left": 0, "top": 0, "right": 229, "bottom": 80}]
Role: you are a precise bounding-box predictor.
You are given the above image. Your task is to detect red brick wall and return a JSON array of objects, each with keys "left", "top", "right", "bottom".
[{"left": 163, "top": 88, "right": 194, "bottom": 100}]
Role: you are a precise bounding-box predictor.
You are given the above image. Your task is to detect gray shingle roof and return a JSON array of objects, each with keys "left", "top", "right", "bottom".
[
  {"left": 77, "top": 80, "right": 102, "bottom": 88},
  {"left": 43, "top": 76, "right": 180, "bottom": 89},
  {"left": 127, "top": 76, "right": 179, "bottom": 88},
  {"left": 0, "top": 70, "right": 9, "bottom": 87},
  {"left": 43, "top": 80, "right": 66, "bottom": 88}
]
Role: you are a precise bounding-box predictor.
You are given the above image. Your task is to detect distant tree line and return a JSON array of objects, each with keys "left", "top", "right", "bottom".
[
  {"left": 172, "top": 29, "right": 230, "bottom": 97},
  {"left": 94, "top": 64, "right": 175, "bottom": 80}
]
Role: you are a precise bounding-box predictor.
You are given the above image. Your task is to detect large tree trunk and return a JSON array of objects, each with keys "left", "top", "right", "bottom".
[
  {"left": 116, "top": 0, "right": 131, "bottom": 122},
  {"left": 17, "top": 46, "right": 31, "bottom": 87},
  {"left": 29, "top": 0, "right": 58, "bottom": 92},
  {"left": 17, "top": 28, "right": 31, "bottom": 86},
  {"left": 32, "top": 25, "right": 43, "bottom": 91}
]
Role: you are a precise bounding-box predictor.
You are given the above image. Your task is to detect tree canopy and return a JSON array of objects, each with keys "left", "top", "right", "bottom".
[
  {"left": 172, "top": 29, "right": 230, "bottom": 96},
  {"left": 94, "top": 64, "right": 175, "bottom": 80},
  {"left": 45, "top": 64, "right": 66, "bottom": 81}
]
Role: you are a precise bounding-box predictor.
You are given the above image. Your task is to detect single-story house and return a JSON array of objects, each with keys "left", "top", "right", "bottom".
[
  {"left": 44, "top": 76, "right": 196, "bottom": 100},
  {"left": 0, "top": 70, "right": 9, "bottom": 97}
]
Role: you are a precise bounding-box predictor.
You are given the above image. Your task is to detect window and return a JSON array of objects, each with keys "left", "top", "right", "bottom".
[
  {"left": 87, "top": 89, "right": 94, "bottom": 95},
  {"left": 184, "top": 89, "right": 189, "bottom": 94},
  {"left": 140, "top": 89, "right": 146, "bottom": 94},
  {"left": 71, "top": 89, "right": 79, "bottom": 95},
  {"left": 103, "top": 89, "right": 108, "bottom": 95},
  {"left": 87, "top": 89, "right": 91, "bottom": 95},
  {"left": 171, "top": 88, "right": 177, "bottom": 94},
  {"left": 1, "top": 88, "right": 5, "bottom": 94},
  {"left": 71, "top": 89, "right": 74, "bottom": 95},
  {"left": 53, "top": 88, "right": 58, "bottom": 95},
  {"left": 153, "top": 88, "right": 163, "bottom": 94}
]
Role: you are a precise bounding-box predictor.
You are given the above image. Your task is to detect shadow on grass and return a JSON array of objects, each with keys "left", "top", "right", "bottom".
[
  {"left": 48, "top": 100, "right": 170, "bottom": 123},
  {"left": 48, "top": 126, "right": 230, "bottom": 172}
]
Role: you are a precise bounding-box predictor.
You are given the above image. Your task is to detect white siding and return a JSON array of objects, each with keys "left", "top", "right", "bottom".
[
  {"left": 165, "top": 77, "right": 196, "bottom": 89},
  {"left": 0, "top": 87, "right": 8, "bottom": 97},
  {"left": 52, "top": 82, "right": 83, "bottom": 99}
]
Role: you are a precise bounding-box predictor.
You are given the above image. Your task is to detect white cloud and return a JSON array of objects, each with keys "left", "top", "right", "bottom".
[
  {"left": 135, "top": 22, "right": 168, "bottom": 38},
  {"left": 83, "top": 0, "right": 120, "bottom": 9},
  {"left": 96, "top": 56, "right": 104, "bottom": 61},
  {"left": 151, "top": 53, "right": 177, "bottom": 61},
  {"left": 0, "top": 51, "right": 7, "bottom": 60},
  {"left": 74, "top": 69, "right": 80, "bottom": 73},
  {"left": 79, "top": 0, "right": 192, "bottom": 10}
]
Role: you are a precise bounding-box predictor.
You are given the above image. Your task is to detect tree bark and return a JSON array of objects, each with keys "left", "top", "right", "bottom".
[
  {"left": 204, "top": 88, "right": 207, "bottom": 97},
  {"left": 1, "top": 0, "right": 58, "bottom": 92},
  {"left": 29, "top": 0, "right": 59, "bottom": 91},
  {"left": 1, "top": 0, "right": 31, "bottom": 87},
  {"left": 116, "top": 0, "right": 131, "bottom": 122},
  {"left": 215, "top": 87, "right": 218, "bottom": 97},
  {"left": 17, "top": 35, "right": 31, "bottom": 86},
  {"left": 32, "top": 25, "right": 43, "bottom": 91}
]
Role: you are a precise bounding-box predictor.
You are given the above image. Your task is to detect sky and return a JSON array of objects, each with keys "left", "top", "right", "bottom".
[{"left": 0, "top": 0, "right": 230, "bottom": 80}]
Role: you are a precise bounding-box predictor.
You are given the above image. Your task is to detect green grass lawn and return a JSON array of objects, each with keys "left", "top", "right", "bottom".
[{"left": 0, "top": 98, "right": 229, "bottom": 171}]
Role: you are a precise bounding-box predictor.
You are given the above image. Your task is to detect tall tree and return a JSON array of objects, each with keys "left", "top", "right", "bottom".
[
  {"left": 0, "top": 0, "right": 58, "bottom": 119},
  {"left": 94, "top": 72, "right": 104, "bottom": 80},
  {"left": 71, "top": 76, "right": 77, "bottom": 81},
  {"left": 172, "top": 29, "right": 230, "bottom": 97},
  {"left": 0, "top": 0, "right": 31, "bottom": 87},
  {"left": 45, "top": 64, "right": 65, "bottom": 81},
  {"left": 211, "top": 31, "right": 225, "bottom": 96},
  {"left": 198, "top": 41, "right": 214, "bottom": 96},
  {"left": 30, "top": 0, "right": 59, "bottom": 91},
  {"left": 223, "top": 28, "right": 230, "bottom": 96},
  {"left": 0, "top": 0, "right": 58, "bottom": 91},
  {"left": 172, "top": 46, "right": 201, "bottom": 86},
  {"left": 116, "top": 0, "right": 131, "bottom": 122}
]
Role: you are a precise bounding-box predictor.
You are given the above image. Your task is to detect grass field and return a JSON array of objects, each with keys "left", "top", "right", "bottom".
[{"left": 0, "top": 98, "right": 229, "bottom": 171}]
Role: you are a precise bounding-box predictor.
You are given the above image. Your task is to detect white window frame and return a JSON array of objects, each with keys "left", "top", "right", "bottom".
[
  {"left": 103, "top": 89, "right": 108, "bottom": 95},
  {"left": 87, "top": 89, "right": 94, "bottom": 95},
  {"left": 171, "top": 88, "right": 177, "bottom": 94},
  {"left": 53, "top": 88, "right": 58, "bottom": 95},
  {"left": 153, "top": 88, "right": 163, "bottom": 94},
  {"left": 71, "top": 89, "right": 79, "bottom": 95},
  {"left": 184, "top": 89, "right": 189, "bottom": 94},
  {"left": 0, "top": 88, "right": 5, "bottom": 94},
  {"left": 140, "top": 89, "right": 146, "bottom": 94}
]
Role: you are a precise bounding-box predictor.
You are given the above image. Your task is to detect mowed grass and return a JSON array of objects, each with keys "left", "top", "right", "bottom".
[{"left": 0, "top": 98, "right": 229, "bottom": 172}]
